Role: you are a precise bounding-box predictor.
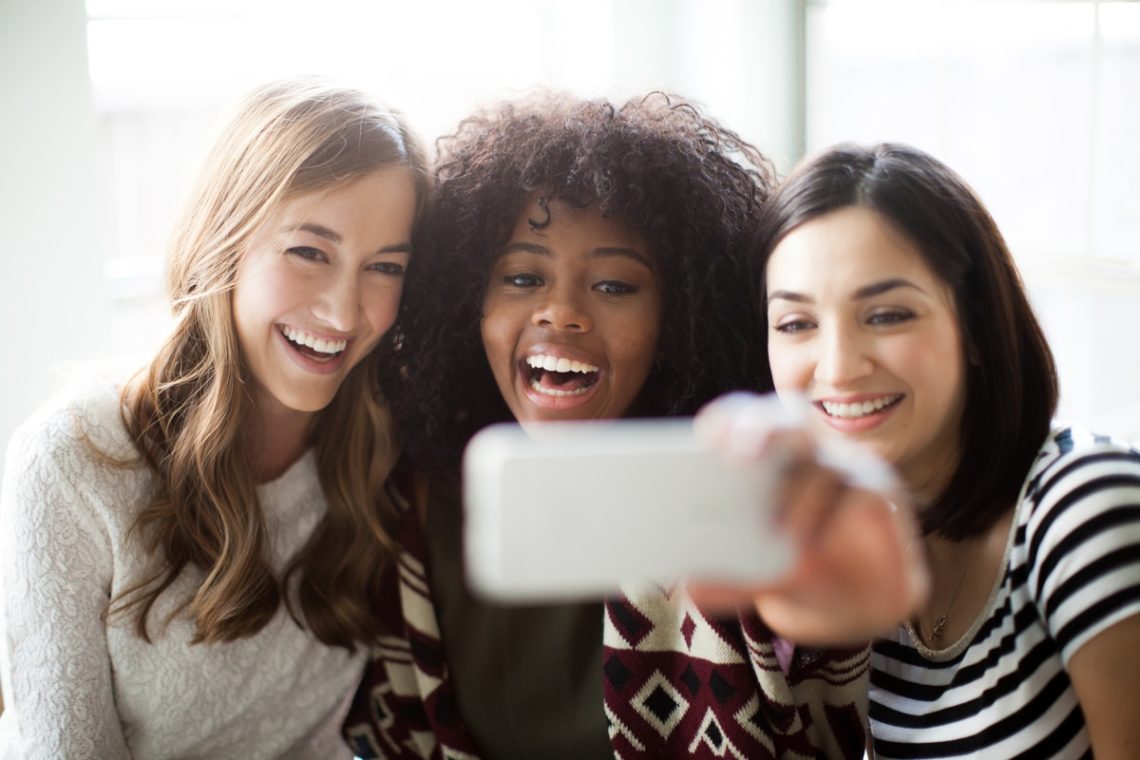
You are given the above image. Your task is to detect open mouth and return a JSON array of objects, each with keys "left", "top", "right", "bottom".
[
  {"left": 819, "top": 394, "right": 903, "bottom": 419},
  {"left": 280, "top": 326, "right": 347, "bottom": 363},
  {"left": 522, "top": 353, "right": 600, "bottom": 397}
]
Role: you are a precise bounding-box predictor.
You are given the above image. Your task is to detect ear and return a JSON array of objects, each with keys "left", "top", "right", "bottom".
[{"left": 966, "top": 341, "right": 981, "bottom": 367}]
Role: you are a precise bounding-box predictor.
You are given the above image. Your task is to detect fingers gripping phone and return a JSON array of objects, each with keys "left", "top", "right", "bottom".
[{"left": 462, "top": 417, "right": 795, "bottom": 602}]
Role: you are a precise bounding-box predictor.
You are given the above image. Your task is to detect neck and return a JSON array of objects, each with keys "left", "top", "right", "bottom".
[
  {"left": 248, "top": 398, "right": 316, "bottom": 483},
  {"left": 914, "top": 507, "right": 1015, "bottom": 646}
]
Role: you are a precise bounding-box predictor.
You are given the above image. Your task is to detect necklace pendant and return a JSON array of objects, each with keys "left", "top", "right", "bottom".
[{"left": 931, "top": 615, "right": 947, "bottom": 642}]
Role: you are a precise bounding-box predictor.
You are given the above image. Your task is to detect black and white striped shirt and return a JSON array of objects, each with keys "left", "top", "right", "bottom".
[{"left": 869, "top": 427, "right": 1140, "bottom": 759}]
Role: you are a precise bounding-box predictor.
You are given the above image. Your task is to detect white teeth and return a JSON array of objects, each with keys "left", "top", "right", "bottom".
[
  {"left": 525, "top": 354, "right": 599, "bottom": 374},
  {"left": 821, "top": 396, "right": 900, "bottom": 419},
  {"left": 529, "top": 378, "right": 591, "bottom": 397},
  {"left": 282, "top": 327, "right": 347, "bottom": 355}
]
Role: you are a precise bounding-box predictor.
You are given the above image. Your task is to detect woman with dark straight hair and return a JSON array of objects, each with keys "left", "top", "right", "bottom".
[{"left": 744, "top": 141, "right": 1140, "bottom": 758}]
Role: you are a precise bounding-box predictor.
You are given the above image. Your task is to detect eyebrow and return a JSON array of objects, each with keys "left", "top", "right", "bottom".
[
  {"left": 282, "top": 223, "right": 411, "bottom": 253},
  {"left": 501, "top": 242, "right": 655, "bottom": 271},
  {"left": 767, "top": 277, "right": 926, "bottom": 305}
]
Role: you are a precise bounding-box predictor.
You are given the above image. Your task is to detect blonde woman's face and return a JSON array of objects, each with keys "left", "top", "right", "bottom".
[{"left": 232, "top": 166, "right": 416, "bottom": 422}]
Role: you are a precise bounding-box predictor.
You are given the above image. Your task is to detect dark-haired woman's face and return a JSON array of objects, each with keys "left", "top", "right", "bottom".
[
  {"left": 765, "top": 205, "right": 967, "bottom": 501},
  {"left": 480, "top": 198, "right": 663, "bottom": 429}
]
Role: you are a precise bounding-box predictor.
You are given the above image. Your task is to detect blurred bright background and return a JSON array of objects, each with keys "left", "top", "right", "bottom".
[{"left": 2, "top": 0, "right": 1138, "bottom": 477}]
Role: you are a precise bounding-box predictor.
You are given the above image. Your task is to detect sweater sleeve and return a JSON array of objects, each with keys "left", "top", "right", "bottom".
[
  {"left": 1024, "top": 434, "right": 1140, "bottom": 666},
  {"left": 0, "top": 404, "right": 132, "bottom": 760}
]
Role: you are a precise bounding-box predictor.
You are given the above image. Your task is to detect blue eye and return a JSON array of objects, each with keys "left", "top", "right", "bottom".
[
  {"left": 369, "top": 261, "right": 406, "bottom": 276},
  {"left": 287, "top": 246, "right": 326, "bottom": 262},
  {"left": 595, "top": 280, "right": 636, "bottom": 295}
]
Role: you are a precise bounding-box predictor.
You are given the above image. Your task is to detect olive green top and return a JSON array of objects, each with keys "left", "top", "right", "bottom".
[{"left": 425, "top": 471, "right": 612, "bottom": 759}]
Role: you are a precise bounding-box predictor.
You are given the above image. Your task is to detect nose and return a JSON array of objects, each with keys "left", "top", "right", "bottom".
[
  {"left": 532, "top": 284, "right": 592, "bottom": 332},
  {"left": 312, "top": 272, "right": 360, "bottom": 332},
  {"left": 813, "top": 323, "right": 872, "bottom": 386}
]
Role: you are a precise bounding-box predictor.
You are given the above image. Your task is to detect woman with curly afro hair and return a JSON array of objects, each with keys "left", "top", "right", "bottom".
[
  {"left": 342, "top": 93, "right": 919, "bottom": 759},
  {"left": 390, "top": 92, "right": 773, "bottom": 468}
]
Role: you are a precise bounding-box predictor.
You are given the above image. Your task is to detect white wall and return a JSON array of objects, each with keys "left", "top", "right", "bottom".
[{"left": 0, "top": 0, "right": 110, "bottom": 476}]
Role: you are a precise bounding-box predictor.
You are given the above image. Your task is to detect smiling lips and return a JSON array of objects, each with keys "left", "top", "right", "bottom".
[
  {"left": 279, "top": 325, "right": 349, "bottom": 369},
  {"left": 521, "top": 352, "right": 600, "bottom": 400},
  {"left": 820, "top": 394, "right": 903, "bottom": 419}
]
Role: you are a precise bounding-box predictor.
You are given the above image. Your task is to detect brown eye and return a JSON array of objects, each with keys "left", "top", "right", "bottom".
[
  {"left": 287, "top": 246, "right": 326, "bottom": 262},
  {"left": 368, "top": 261, "right": 405, "bottom": 276},
  {"left": 774, "top": 318, "right": 815, "bottom": 334},
  {"left": 504, "top": 273, "right": 542, "bottom": 288},
  {"left": 867, "top": 309, "right": 914, "bottom": 326},
  {"left": 594, "top": 280, "right": 636, "bottom": 295}
]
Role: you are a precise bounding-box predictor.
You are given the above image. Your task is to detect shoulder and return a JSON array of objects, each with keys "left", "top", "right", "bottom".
[
  {"left": 8, "top": 377, "right": 133, "bottom": 460},
  {"left": 1014, "top": 425, "right": 1140, "bottom": 657},
  {"left": 3, "top": 377, "right": 139, "bottom": 505},
  {"left": 1020, "top": 425, "right": 1140, "bottom": 515}
]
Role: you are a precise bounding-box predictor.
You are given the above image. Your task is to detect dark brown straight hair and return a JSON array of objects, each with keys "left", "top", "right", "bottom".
[{"left": 750, "top": 143, "right": 1058, "bottom": 540}]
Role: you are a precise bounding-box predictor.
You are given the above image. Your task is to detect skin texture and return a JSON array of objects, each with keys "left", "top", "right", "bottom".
[
  {"left": 764, "top": 205, "right": 967, "bottom": 505},
  {"left": 481, "top": 199, "right": 663, "bottom": 429},
  {"left": 1066, "top": 614, "right": 1140, "bottom": 759},
  {"left": 232, "top": 167, "right": 416, "bottom": 477}
]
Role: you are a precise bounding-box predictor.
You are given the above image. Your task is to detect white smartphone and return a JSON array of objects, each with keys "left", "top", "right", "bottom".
[{"left": 462, "top": 417, "right": 794, "bottom": 602}]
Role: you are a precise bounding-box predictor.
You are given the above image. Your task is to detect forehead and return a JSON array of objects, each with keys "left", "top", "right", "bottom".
[
  {"left": 507, "top": 197, "right": 650, "bottom": 254},
  {"left": 766, "top": 205, "right": 940, "bottom": 292}
]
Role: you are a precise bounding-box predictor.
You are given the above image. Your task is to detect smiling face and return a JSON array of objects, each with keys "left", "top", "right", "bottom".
[
  {"left": 232, "top": 166, "right": 417, "bottom": 426},
  {"left": 765, "top": 205, "right": 968, "bottom": 501},
  {"left": 480, "top": 199, "right": 664, "bottom": 428}
]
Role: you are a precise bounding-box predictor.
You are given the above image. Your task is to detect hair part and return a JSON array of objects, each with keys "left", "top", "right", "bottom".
[
  {"left": 112, "top": 78, "right": 428, "bottom": 646},
  {"left": 385, "top": 91, "right": 775, "bottom": 470},
  {"left": 750, "top": 142, "right": 1058, "bottom": 539}
]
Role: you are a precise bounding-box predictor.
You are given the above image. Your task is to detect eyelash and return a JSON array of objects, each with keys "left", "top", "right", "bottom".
[
  {"left": 773, "top": 310, "right": 915, "bottom": 333},
  {"left": 287, "top": 246, "right": 326, "bottom": 262},
  {"left": 867, "top": 309, "right": 915, "bottom": 326},
  {"left": 369, "top": 261, "right": 406, "bottom": 276},
  {"left": 504, "top": 273, "right": 542, "bottom": 288},
  {"left": 500, "top": 274, "right": 638, "bottom": 296},
  {"left": 595, "top": 280, "right": 637, "bottom": 295},
  {"left": 774, "top": 318, "right": 815, "bottom": 334}
]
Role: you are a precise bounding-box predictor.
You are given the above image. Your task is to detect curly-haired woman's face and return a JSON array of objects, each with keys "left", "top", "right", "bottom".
[
  {"left": 481, "top": 199, "right": 663, "bottom": 428},
  {"left": 233, "top": 167, "right": 416, "bottom": 424}
]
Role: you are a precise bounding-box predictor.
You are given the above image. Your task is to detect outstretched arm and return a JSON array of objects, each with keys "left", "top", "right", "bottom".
[
  {"left": 1067, "top": 614, "right": 1140, "bottom": 760},
  {"left": 688, "top": 392, "right": 927, "bottom": 645}
]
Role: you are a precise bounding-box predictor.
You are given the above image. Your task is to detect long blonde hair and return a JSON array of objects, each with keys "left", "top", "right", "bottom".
[{"left": 114, "top": 78, "right": 429, "bottom": 647}]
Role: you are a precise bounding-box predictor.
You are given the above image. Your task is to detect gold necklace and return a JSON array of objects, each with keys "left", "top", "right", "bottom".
[{"left": 923, "top": 541, "right": 978, "bottom": 644}]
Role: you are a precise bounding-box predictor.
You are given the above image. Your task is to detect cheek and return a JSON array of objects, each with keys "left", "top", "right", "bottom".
[
  {"left": 767, "top": 341, "right": 805, "bottom": 391},
  {"left": 479, "top": 294, "right": 517, "bottom": 359},
  {"left": 613, "top": 312, "right": 661, "bottom": 376}
]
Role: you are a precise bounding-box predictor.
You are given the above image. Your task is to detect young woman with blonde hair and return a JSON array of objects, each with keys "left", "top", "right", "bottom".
[{"left": 0, "top": 77, "right": 428, "bottom": 760}]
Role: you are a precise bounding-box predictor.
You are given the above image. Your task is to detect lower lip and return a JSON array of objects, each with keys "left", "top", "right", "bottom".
[
  {"left": 519, "top": 368, "right": 603, "bottom": 413},
  {"left": 817, "top": 400, "right": 900, "bottom": 433},
  {"left": 277, "top": 329, "right": 348, "bottom": 376}
]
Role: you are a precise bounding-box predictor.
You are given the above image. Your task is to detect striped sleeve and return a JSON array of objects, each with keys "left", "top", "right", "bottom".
[{"left": 1023, "top": 432, "right": 1140, "bottom": 665}]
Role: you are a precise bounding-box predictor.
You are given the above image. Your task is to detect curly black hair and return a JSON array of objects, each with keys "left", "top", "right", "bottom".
[{"left": 382, "top": 91, "right": 776, "bottom": 470}]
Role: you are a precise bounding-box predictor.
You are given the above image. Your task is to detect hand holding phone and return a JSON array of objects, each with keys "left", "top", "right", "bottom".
[{"left": 462, "top": 396, "right": 836, "bottom": 602}]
